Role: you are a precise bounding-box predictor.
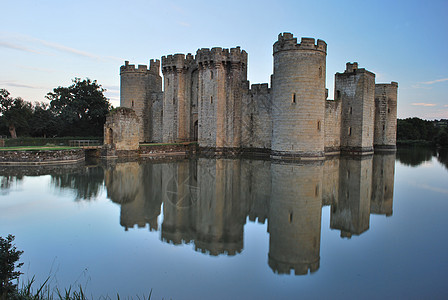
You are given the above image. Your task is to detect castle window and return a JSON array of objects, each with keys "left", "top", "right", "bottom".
[
  {"left": 317, "top": 120, "right": 321, "bottom": 131},
  {"left": 388, "top": 108, "right": 391, "bottom": 113},
  {"left": 173, "top": 97, "right": 176, "bottom": 105},
  {"left": 167, "top": 78, "right": 169, "bottom": 86},
  {"left": 107, "top": 128, "right": 113, "bottom": 145},
  {"left": 383, "top": 124, "right": 385, "bottom": 131},
  {"left": 315, "top": 184, "right": 319, "bottom": 197},
  {"left": 292, "top": 93, "right": 296, "bottom": 104},
  {"left": 319, "top": 66, "right": 322, "bottom": 78},
  {"left": 250, "top": 113, "right": 253, "bottom": 121},
  {"left": 289, "top": 212, "right": 293, "bottom": 224},
  {"left": 210, "top": 70, "right": 213, "bottom": 79},
  {"left": 131, "top": 100, "right": 134, "bottom": 108},
  {"left": 349, "top": 107, "right": 352, "bottom": 114},
  {"left": 348, "top": 127, "right": 352, "bottom": 136},
  {"left": 210, "top": 96, "right": 213, "bottom": 104},
  {"left": 336, "top": 90, "right": 341, "bottom": 100}
]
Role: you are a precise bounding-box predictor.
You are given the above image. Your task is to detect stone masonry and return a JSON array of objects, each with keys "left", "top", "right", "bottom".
[{"left": 114, "top": 32, "right": 398, "bottom": 159}]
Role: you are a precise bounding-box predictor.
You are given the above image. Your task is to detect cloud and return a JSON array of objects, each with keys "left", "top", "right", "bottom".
[
  {"left": 421, "top": 78, "right": 448, "bottom": 85},
  {"left": 103, "top": 85, "right": 120, "bottom": 91},
  {"left": 0, "top": 41, "right": 42, "bottom": 54},
  {"left": 444, "top": 105, "right": 448, "bottom": 107},
  {"left": 34, "top": 38, "right": 101, "bottom": 60},
  {"left": 18, "top": 65, "right": 56, "bottom": 73},
  {"left": 411, "top": 103, "right": 437, "bottom": 107},
  {"left": 169, "top": 3, "right": 186, "bottom": 15},
  {"left": 178, "top": 21, "right": 191, "bottom": 27},
  {"left": 1, "top": 33, "right": 121, "bottom": 62},
  {"left": 411, "top": 84, "right": 432, "bottom": 90},
  {"left": 0, "top": 81, "right": 47, "bottom": 89}
]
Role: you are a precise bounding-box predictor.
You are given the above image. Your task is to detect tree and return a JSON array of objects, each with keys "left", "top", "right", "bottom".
[
  {"left": 436, "top": 128, "right": 448, "bottom": 147},
  {"left": 0, "top": 235, "right": 23, "bottom": 299},
  {"left": 28, "top": 102, "right": 58, "bottom": 137},
  {"left": 46, "top": 78, "right": 112, "bottom": 136},
  {"left": 0, "top": 89, "right": 33, "bottom": 138}
]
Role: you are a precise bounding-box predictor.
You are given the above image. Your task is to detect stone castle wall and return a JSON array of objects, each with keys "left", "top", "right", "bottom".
[
  {"left": 324, "top": 99, "right": 341, "bottom": 153},
  {"left": 241, "top": 83, "right": 272, "bottom": 150},
  {"left": 120, "top": 60, "right": 162, "bottom": 143},
  {"left": 271, "top": 34, "right": 327, "bottom": 158},
  {"left": 269, "top": 161, "right": 323, "bottom": 275},
  {"left": 103, "top": 107, "right": 140, "bottom": 155},
  {"left": 116, "top": 32, "right": 398, "bottom": 159},
  {"left": 150, "top": 92, "right": 163, "bottom": 142},
  {"left": 374, "top": 82, "right": 398, "bottom": 150},
  {"left": 336, "top": 63, "right": 375, "bottom": 154}
]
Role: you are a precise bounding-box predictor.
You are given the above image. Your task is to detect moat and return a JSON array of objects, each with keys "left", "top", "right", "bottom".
[{"left": 1, "top": 147, "right": 447, "bottom": 299}]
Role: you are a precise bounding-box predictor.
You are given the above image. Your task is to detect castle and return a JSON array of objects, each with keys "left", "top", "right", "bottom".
[{"left": 109, "top": 32, "right": 398, "bottom": 158}]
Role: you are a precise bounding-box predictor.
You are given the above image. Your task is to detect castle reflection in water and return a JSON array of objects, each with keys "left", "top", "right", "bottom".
[{"left": 100, "top": 153, "right": 395, "bottom": 276}]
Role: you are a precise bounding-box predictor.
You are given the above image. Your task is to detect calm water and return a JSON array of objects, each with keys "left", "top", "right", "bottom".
[{"left": 1, "top": 148, "right": 447, "bottom": 299}]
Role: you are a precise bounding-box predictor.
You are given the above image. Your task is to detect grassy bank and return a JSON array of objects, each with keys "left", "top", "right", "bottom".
[
  {"left": 0, "top": 146, "right": 80, "bottom": 151},
  {"left": 396, "top": 139, "right": 434, "bottom": 146},
  {"left": 2, "top": 137, "right": 102, "bottom": 148}
]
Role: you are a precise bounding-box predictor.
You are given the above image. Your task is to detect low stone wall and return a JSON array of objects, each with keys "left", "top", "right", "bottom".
[
  {"left": 139, "top": 143, "right": 197, "bottom": 157},
  {"left": 0, "top": 149, "right": 85, "bottom": 165}
]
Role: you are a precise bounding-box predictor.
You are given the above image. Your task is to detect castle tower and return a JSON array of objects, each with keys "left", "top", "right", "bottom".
[
  {"left": 374, "top": 82, "right": 398, "bottom": 151},
  {"left": 336, "top": 62, "right": 376, "bottom": 154},
  {"left": 196, "top": 47, "right": 247, "bottom": 150},
  {"left": 268, "top": 161, "right": 323, "bottom": 275},
  {"left": 161, "top": 160, "right": 197, "bottom": 244},
  {"left": 271, "top": 33, "right": 327, "bottom": 159},
  {"left": 161, "top": 54, "right": 196, "bottom": 143},
  {"left": 194, "top": 158, "right": 245, "bottom": 255},
  {"left": 120, "top": 60, "right": 162, "bottom": 143},
  {"left": 371, "top": 153, "right": 395, "bottom": 216},
  {"left": 331, "top": 155, "right": 373, "bottom": 238}
]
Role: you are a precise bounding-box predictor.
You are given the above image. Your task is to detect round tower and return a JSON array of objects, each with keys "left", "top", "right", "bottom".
[
  {"left": 271, "top": 33, "right": 327, "bottom": 159},
  {"left": 268, "top": 161, "right": 323, "bottom": 275}
]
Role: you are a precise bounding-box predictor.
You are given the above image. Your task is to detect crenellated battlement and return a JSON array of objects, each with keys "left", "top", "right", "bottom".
[
  {"left": 336, "top": 62, "right": 375, "bottom": 77},
  {"left": 149, "top": 59, "right": 160, "bottom": 74},
  {"left": 120, "top": 61, "right": 149, "bottom": 74},
  {"left": 273, "top": 32, "right": 327, "bottom": 54},
  {"left": 161, "top": 53, "right": 194, "bottom": 72},
  {"left": 376, "top": 81, "right": 399, "bottom": 88},
  {"left": 249, "top": 83, "right": 270, "bottom": 95},
  {"left": 117, "top": 32, "right": 397, "bottom": 157},
  {"left": 196, "top": 46, "right": 247, "bottom": 66},
  {"left": 345, "top": 62, "right": 358, "bottom": 73},
  {"left": 268, "top": 257, "right": 320, "bottom": 275}
]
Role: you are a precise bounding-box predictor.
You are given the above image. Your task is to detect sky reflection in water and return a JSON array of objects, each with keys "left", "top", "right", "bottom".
[{"left": 0, "top": 148, "right": 447, "bottom": 299}]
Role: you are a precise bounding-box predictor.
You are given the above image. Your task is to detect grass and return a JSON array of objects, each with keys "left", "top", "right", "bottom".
[
  {"left": 396, "top": 140, "right": 434, "bottom": 146},
  {"left": 11, "top": 277, "right": 154, "bottom": 300},
  {"left": 0, "top": 146, "right": 80, "bottom": 151}
]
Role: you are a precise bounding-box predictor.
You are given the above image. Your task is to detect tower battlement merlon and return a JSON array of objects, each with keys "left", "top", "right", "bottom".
[
  {"left": 196, "top": 46, "right": 247, "bottom": 66},
  {"left": 120, "top": 61, "right": 149, "bottom": 74},
  {"left": 161, "top": 53, "right": 191, "bottom": 73},
  {"left": 376, "top": 82, "right": 399, "bottom": 88},
  {"left": 273, "top": 32, "right": 327, "bottom": 54},
  {"left": 149, "top": 59, "right": 161, "bottom": 74},
  {"left": 336, "top": 62, "right": 376, "bottom": 78},
  {"left": 250, "top": 83, "right": 270, "bottom": 94}
]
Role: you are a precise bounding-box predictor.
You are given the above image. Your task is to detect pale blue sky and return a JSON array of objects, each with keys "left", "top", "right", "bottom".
[{"left": 1, "top": 0, "right": 447, "bottom": 119}]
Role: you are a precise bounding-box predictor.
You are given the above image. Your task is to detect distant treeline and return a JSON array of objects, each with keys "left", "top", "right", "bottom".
[
  {"left": 397, "top": 117, "right": 448, "bottom": 146},
  {"left": 0, "top": 78, "right": 112, "bottom": 139}
]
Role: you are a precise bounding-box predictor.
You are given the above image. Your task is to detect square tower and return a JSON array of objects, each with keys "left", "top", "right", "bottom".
[{"left": 336, "top": 62, "right": 375, "bottom": 154}]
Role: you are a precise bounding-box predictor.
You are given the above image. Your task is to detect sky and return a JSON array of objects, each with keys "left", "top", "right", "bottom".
[{"left": 1, "top": 0, "right": 447, "bottom": 120}]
